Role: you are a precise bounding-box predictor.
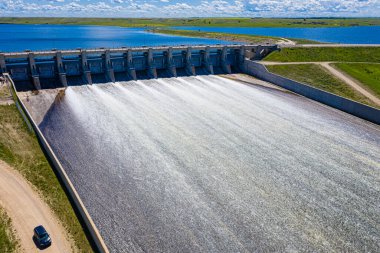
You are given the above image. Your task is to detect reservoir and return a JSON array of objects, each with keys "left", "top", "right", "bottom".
[
  {"left": 173, "top": 26, "right": 380, "bottom": 44},
  {"left": 0, "top": 24, "right": 230, "bottom": 52},
  {"left": 26, "top": 75, "right": 380, "bottom": 252},
  {"left": 2, "top": 24, "right": 380, "bottom": 53}
]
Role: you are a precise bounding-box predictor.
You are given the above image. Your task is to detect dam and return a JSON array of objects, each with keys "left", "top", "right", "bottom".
[
  {"left": 0, "top": 44, "right": 277, "bottom": 91},
  {"left": 3, "top": 45, "right": 380, "bottom": 252}
]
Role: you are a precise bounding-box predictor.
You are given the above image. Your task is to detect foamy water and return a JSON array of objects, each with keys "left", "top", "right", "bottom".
[{"left": 38, "top": 75, "right": 380, "bottom": 252}]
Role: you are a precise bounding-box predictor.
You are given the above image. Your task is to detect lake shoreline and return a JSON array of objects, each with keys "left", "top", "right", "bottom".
[
  {"left": 148, "top": 28, "right": 320, "bottom": 45},
  {"left": 170, "top": 25, "right": 380, "bottom": 44},
  {"left": 1, "top": 17, "right": 380, "bottom": 28}
]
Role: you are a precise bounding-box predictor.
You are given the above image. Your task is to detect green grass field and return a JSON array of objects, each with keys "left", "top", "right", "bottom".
[
  {"left": 266, "top": 64, "right": 379, "bottom": 108},
  {"left": 264, "top": 47, "right": 380, "bottom": 63},
  {"left": 1, "top": 17, "right": 380, "bottom": 28},
  {"left": 0, "top": 207, "right": 20, "bottom": 253},
  {"left": 0, "top": 103, "right": 93, "bottom": 252},
  {"left": 333, "top": 63, "right": 380, "bottom": 98}
]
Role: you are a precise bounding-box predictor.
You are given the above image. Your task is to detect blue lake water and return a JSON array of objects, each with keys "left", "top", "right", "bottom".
[
  {"left": 0, "top": 24, "right": 230, "bottom": 52},
  {"left": 173, "top": 26, "right": 380, "bottom": 44}
]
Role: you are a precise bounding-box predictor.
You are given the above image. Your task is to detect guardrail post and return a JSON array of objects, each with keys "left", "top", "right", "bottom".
[
  {"left": 81, "top": 50, "right": 92, "bottom": 85},
  {"left": 56, "top": 52, "right": 68, "bottom": 87},
  {"left": 126, "top": 50, "right": 136, "bottom": 80},
  {"left": 28, "top": 53, "right": 41, "bottom": 90},
  {"left": 105, "top": 50, "right": 115, "bottom": 83}
]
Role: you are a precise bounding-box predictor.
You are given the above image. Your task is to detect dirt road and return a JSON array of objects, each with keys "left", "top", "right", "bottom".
[
  {"left": 319, "top": 62, "right": 380, "bottom": 106},
  {"left": 0, "top": 160, "right": 73, "bottom": 252},
  {"left": 260, "top": 61, "right": 380, "bottom": 106}
]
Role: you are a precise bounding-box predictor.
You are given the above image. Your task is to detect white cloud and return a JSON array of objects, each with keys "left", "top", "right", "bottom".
[
  {"left": 0, "top": 0, "right": 379, "bottom": 17},
  {"left": 245, "top": 0, "right": 380, "bottom": 15}
]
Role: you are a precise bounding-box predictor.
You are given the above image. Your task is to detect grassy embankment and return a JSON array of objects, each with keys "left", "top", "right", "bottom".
[
  {"left": 0, "top": 207, "right": 20, "bottom": 253},
  {"left": 149, "top": 28, "right": 318, "bottom": 44},
  {"left": 264, "top": 47, "right": 380, "bottom": 108},
  {"left": 0, "top": 85, "right": 93, "bottom": 252},
  {"left": 333, "top": 63, "right": 380, "bottom": 99},
  {"left": 264, "top": 47, "right": 380, "bottom": 62},
  {"left": 266, "top": 64, "right": 379, "bottom": 108},
  {"left": 1, "top": 17, "right": 380, "bottom": 28}
]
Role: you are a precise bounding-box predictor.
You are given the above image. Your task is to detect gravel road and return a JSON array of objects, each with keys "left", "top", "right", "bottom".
[{"left": 0, "top": 160, "right": 73, "bottom": 252}]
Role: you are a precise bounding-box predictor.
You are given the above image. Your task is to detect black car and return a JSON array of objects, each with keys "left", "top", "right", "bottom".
[{"left": 33, "top": 225, "right": 52, "bottom": 248}]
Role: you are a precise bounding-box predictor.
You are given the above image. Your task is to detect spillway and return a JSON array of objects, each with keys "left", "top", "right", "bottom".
[{"left": 31, "top": 75, "right": 379, "bottom": 252}]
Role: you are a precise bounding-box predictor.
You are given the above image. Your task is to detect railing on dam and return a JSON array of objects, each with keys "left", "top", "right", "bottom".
[{"left": 0, "top": 44, "right": 278, "bottom": 91}]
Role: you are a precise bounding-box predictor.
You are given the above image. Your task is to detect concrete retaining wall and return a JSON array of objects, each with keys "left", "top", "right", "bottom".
[
  {"left": 243, "top": 60, "right": 380, "bottom": 125},
  {"left": 5, "top": 73, "right": 109, "bottom": 253}
]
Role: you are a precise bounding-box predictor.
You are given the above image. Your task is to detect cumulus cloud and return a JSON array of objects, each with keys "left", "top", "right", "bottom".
[
  {"left": 245, "top": 0, "right": 380, "bottom": 15},
  {"left": 0, "top": 0, "right": 379, "bottom": 17}
]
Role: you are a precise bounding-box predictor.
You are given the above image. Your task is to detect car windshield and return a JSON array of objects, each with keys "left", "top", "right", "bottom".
[{"left": 39, "top": 232, "right": 48, "bottom": 239}]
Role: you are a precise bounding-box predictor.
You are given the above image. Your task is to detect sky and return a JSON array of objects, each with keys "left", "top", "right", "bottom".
[{"left": 0, "top": 0, "right": 379, "bottom": 17}]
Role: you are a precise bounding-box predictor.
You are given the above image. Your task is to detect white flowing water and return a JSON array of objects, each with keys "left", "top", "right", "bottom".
[{"left": 38, "top": 75, "right": 380, "bottom": 252}]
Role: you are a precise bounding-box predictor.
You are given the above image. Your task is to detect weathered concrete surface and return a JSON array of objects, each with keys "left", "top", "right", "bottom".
[
  {"left": 221, "top": 73, "right": 289, "bottom": 92},
  {"left": 19, "top": 89, "right": 62, "bottom": 125},
  {"left": 29, "top": 75, "right": 380, "bottom": 252}
]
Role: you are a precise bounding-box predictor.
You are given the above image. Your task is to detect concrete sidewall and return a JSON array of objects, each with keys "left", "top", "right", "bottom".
[
  {"left": 243, "top": 60, "right": 380, "bottom": 125},
  {"left": 4, "top": 74, "right": 109, "bottom": 253}
]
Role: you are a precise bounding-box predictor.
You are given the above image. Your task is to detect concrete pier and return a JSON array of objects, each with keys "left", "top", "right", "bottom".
[
  {"left": 105, "top": 50, "right": 115, "bottom": 83},
  {"left": 238, "top": 45, "right": 246, "bottom": 70},
  {"left": 81, "top": 51, "right": 92, "bottom": 85},
  {"left": 0, "top": 44, "right": 278, "bottom": 90},
  {"left": 28, "top": 53, "right": 41, "bottom": 90},
  {"left": 56, "top": 52, "right": 68, "bottom": 87},
  {"left": 166, "top": 47, "right": 177, "bottom": 77},
  {"left": 126, "top": 51, "right": 137, "bottom": 81},
  {"left": 0, "top": 54, "right": 6, "bottom": 73},
  {"left": 185, "top": 47, "right": 195, "bottom": 76},
  {"left": 147, "top": 48, "right": 157, "bottom": 79},
  {"left": 202, "top": 46, "right": 214, "bottom": 74},
  {"left": 221, "top": 46, "right": 232, "bottom": 74}
]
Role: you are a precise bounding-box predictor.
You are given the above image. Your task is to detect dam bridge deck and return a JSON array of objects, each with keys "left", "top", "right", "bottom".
[{"left": 0, "top": 44, "right": 278, "bottom": 91}]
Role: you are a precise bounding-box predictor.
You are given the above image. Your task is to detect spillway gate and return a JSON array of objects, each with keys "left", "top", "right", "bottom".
[{"left": 0, "top": 44, "right": 278, "bottom": 91}]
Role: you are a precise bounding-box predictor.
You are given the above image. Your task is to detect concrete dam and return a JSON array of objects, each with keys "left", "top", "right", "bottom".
[
  {"left": 0, "top": 44, "right": 277, "bottom": 91},
  {"left": 4, "top": 45, "right": 380, "bottom": 252}
]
